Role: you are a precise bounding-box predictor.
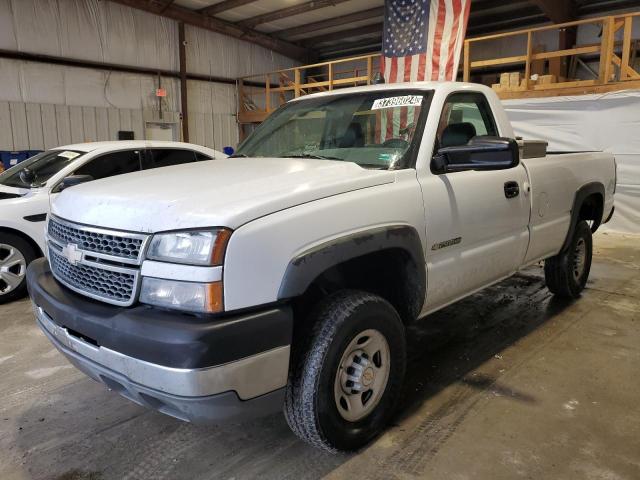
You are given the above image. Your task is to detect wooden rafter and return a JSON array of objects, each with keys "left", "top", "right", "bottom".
[
  {"left": 199, "top": 0, "right": 258, "bottom": 16},
  {"left": 237, "top": 0, "right": 353, "bottom": 29},
  {"left": 274, "top": 7, "right": 384, "bottom": 39},
  {"left": 107, "top": 0, "right": 310, "bottom": 61}
]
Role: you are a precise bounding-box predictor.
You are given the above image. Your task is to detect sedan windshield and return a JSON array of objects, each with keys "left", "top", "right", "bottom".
[
  {"left": 235, "top": 91, "right": 431, "bottom": 169},
  {"left": 0, "top": 150, "right": 84, "bottom": 189}
]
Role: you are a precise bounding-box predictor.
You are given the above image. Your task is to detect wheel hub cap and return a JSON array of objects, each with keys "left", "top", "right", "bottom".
[
  {"left": 0, "top": 244, "right": 27, "bottom": 295},
  {"left": 334, "top": 329, "right": 390, "bottom": 422},
  {"left": 573, "top": 238, "right": 587, "bottom": 281}
]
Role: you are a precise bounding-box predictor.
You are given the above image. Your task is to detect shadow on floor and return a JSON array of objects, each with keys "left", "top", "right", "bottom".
[{"left": 13, "top": 270, "right": 572, "bottom": 480}]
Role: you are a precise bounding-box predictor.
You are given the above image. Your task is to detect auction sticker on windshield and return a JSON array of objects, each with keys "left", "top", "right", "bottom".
[
  {"left": 58, "top": 151, "right": 81, "bottom": 160},
  {"left": 371, "top": 95, "right": 422, "bottom": 110}
]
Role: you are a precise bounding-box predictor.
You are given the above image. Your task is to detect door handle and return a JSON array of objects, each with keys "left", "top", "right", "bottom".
[{"left": 504, "top": 181, "right": 520, "bottom": 199}]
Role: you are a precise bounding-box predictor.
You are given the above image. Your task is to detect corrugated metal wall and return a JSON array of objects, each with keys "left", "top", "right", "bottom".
[{"left": 0, "top": 0, "right": 299, "bottom": 151}]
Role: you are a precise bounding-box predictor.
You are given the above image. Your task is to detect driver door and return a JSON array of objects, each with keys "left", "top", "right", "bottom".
[{"left": 419, "top": 92, "right": 530, "bottom": 312}]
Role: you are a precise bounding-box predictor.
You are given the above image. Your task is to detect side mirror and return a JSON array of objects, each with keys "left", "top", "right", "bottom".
[
  {"left": 57, "top": 175, "right": 94, "bottom": 192},
  {"left": 433, "top": 136, "right": 519, "bottom": 173},
  {"left": 19, "top": 168, "right": 36, "bottom": 184}
]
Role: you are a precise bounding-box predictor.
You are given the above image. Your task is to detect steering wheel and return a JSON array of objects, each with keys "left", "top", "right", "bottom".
[{"left": 382, "top": 138, "right": 410, "bottom": 149}]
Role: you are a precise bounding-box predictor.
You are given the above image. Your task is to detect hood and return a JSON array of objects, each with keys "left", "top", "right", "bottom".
[
  {"left": 0, "top": 184, "right": 29, "bottom": 200},
  {"left": 51, "top": 158, "right": 395, "bottom": 232}
]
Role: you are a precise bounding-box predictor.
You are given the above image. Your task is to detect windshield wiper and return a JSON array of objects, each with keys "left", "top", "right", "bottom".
[
  {"left": 228, "top": 153, "right": 248, "bottom": 158},
  {"left": 282, "top": 154, "right": 344, "bottom": 161}
]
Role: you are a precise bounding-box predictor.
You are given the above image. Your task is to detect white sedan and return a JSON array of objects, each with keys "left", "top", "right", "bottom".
[{"left": 0, "top": 141, "right": 225, "bottom": 303}]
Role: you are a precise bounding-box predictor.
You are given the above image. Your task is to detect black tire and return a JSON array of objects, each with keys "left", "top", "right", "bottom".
[
  {"left": 284, "top": 290, "right": 406, "bottom": 452},
  {"left": 544, "top": 220, "right": 593, "bottom": 298},
  {"left": 0, "top": 232, "right": 36, "bottom": 304}
]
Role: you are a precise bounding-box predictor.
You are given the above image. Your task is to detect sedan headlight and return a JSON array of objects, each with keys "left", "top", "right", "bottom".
[
  {"left": 140, "top": 278, "right": 223, "bottom": 313},
  {"left": 147, "top": 229, "right": 231, "bottom": 266}
]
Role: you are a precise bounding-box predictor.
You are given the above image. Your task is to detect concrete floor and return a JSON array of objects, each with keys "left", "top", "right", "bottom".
[{"left": 1, "top": 232, "right": 639, "bottom": 480}]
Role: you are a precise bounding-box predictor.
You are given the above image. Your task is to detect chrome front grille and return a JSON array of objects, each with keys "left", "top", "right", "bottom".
[
  {"left": 47, "top": 216, "right": 149, "bottom": 306},
  {"left": 48, "top": 217, "right": 146, "bottom": 263},
  {"left": 49, "top": 248, "right": 137, "bottom": 305}
]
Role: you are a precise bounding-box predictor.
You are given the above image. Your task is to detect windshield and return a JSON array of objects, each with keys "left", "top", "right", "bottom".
[
  {"left": 235, "top": 90, "right": 431, "bottom": 169},
  {"left": 0, "top": 150, "right": 85, "bottom": 188}
]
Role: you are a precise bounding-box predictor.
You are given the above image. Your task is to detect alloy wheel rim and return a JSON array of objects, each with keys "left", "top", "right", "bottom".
[
  {"left": 573, "top": 238, "right": 587, "bottom": 281},
  {"left": 0, "top": 244, "right": 27, "bottom": 295},
  {"left": 333, "top": 328, "right": 390, "bottom": 422}
]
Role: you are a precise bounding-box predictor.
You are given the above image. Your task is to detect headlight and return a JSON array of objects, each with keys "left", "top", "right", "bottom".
[
  {"left": 140, "top": 277, "right": 223, "bottom": 313},
  {"left": 147, "top": 229, "right": 231, "bottom": 266}
]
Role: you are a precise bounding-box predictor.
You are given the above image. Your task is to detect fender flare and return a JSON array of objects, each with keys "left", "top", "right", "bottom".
[
  {"left": 277, "top": 225, "right": 426, "bottom": 304},
  {"left": 0, "top": 225, "right": 44, "bottom": 257},
  {"left": 561, "top": 182, "right": 604, "bottom": 252}
]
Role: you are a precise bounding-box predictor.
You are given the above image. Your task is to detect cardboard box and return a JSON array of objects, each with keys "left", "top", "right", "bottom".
[
  {"left": 500, "top": 72, "right": 510, "bottom": 86},
  {"left": 538, "top": 74, "right": 557, "bottom": 85},
  {"left": 509, "top": 72, "right": 521, "bottom": 87},
  {"left": 492, "top": 83, "right": 505, "bottom": 92}
]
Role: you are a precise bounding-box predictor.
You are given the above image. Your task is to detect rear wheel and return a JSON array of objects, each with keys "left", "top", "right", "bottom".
[
  {"left": 0, "top": 233, "right": 36, "bottom": 304},
  {"left": 284, "top": 290, "right": 406, "bottom": 452},
  {"left": 544, "top": 220, "right": 592, "bottom": 298}
]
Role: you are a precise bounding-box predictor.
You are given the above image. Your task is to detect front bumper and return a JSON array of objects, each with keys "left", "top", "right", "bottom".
[{"left": 27, "top": 258, "right": 293, "bottom": 423}]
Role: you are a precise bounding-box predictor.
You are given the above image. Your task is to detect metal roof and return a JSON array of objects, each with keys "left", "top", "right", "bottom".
[{"left": 115, "top": 0, "right": 640, "bottom": 61}]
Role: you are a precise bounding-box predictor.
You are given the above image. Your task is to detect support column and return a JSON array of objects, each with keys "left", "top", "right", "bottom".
[{"left": 178, "top": 22, "right": 189, "bottom": 142}]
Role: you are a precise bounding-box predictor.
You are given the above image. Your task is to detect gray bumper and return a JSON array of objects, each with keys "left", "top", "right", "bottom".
[{"left": 35, "top": 306, "right": 286, "bottom": 424}]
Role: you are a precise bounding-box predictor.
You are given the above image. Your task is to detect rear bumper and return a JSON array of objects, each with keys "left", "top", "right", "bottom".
[{"left": 27, "top": 258, "right": 293, "bottom": 423}]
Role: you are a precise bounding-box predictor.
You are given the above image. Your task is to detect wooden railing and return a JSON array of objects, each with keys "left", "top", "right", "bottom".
[
  {"left": 463, "top": 11, "right": 640, "bottom": 99},
  {"left": 237, "top": 11, "right": 640, "bottom": 126},
  {"left": 237, "top": 54, "right": 379, "bottom": 124}
]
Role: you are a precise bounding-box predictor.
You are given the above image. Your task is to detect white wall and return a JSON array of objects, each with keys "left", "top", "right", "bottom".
[{"left": 0, "top": 0, "right": 299, "bottom": 151}]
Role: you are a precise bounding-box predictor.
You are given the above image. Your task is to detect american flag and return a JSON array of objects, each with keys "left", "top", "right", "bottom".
[
  {"left": 378, "top": 0, "right": 470, "bottom": 141},
  {"left": 381, "top": 0, "right": 471, "bottom": 83}
]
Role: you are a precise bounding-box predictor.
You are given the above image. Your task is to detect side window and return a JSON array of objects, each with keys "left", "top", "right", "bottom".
[
  {"left": 74, "top": 150, "right": 141, "bottom": 180},
  {"left": 196, "top": 152, "right": 213, "bottom": 161},
  {"left": 143, "top": 149, "right": 198, "bottom": 170},
  {"left": 436, "top": 92, "right": 498, "bottom": 148}
]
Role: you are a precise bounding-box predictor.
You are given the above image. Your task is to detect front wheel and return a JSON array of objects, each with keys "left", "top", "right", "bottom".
[
  {"left": 544, "top": 220, "right": 593, "bottom": 298},
  {"left": 284, "top": 290, "right": 406, "bottom": 452},
  {"left": 0, "top": 233, "right": 36, "bottom": 304}
]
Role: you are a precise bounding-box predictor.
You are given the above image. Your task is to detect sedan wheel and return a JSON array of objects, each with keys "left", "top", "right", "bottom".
[
  {"left": 0, "top": 244, "right": 27, "bottom": 295},
  {"left": 0, "top": 233, "right": 37, "bottom": 304}
]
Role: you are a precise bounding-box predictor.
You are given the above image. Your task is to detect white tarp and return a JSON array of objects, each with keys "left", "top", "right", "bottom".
[{"left": 503, "top": 90, "right": 640, "bottom": 234}]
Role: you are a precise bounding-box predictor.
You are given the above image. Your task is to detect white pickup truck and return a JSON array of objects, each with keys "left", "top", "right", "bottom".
[{"left": 27, "top": 82, "right": 615, "bottom": 452}]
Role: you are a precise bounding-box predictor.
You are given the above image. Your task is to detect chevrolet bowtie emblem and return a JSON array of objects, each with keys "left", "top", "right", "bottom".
[{"left": 62, "top": 243, "right": 83, "bottom": 266}]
